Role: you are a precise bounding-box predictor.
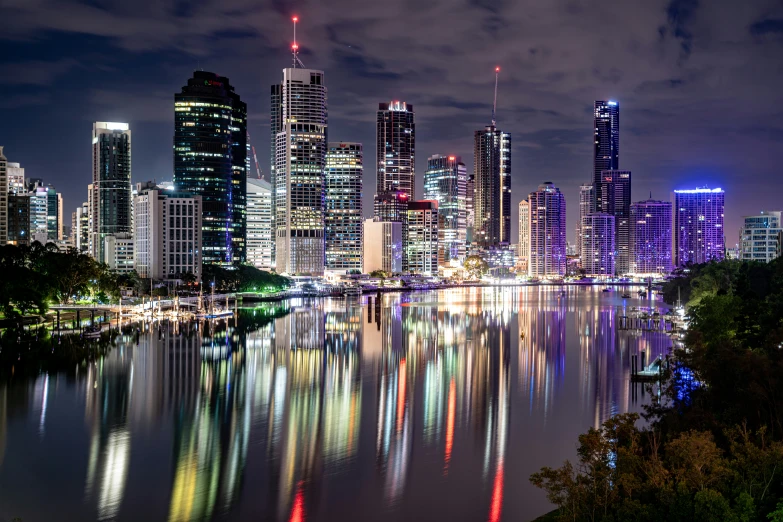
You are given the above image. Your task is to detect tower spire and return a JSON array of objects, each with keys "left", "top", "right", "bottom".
[
  {"left": 491, "top": 66, "right": 500, "bottom": 127},
  {"left": 291, "top": 16, "right": 305, "bottom": 68}
]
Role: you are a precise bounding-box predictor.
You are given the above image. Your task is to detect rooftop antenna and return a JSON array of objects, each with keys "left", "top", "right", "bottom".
[
  {"left": 291, "top": 16, "right": 306, "bottom": 68},
  {"left": 491, "top": 66, "right": 500, "bottom": 127}
]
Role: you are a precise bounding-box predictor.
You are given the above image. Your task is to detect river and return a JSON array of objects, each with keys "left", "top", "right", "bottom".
[{"left": 0, "top": 286, "right": 672, "bottom": 521}]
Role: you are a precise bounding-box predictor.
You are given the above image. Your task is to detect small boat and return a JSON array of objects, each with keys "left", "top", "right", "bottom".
[
  {"left": 621, "top": 293, "right": 632, "bottom": 298},
  {"left": 602, "top": 287, "right": 612, "bottom": 293},
  {"left": 83, "top": 325, "right": 102, "bottom": 339}
]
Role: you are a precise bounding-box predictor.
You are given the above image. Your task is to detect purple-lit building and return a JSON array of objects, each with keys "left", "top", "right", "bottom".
[
  {"left": 630, "top": 199, "right": 672, "bottom": 275},
  {"left": 674, "top": 188, "right": 725, "bottom": 267},
  {"left": 528, "top": 182, "right": 567, "bottom": 278}
]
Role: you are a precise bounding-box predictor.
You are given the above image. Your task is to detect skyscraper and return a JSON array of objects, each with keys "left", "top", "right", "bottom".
[
  {"left": 325, "top": 142, "right": 363, "bottom": 272},
  {"left": 598, "top": 169, "right": 631, "bottom": 274},
  {"left": 405, "top": 200, "right": 438, "bottom": 276},
  {"left": 0, "top": 147, "right": 7, "bottom": 244},
  {"left": 91, "top": 122, "right": 132, "bottom": 262},
  {"left": 674, "top": 187, "right": 725, "bottom": 267},
  {"left": 630, "top": 199, "right": 673, "bottom": 275},
  {"left": 473, "top": 127, "right": 511, "bottom": 246},
  {"left": 739, "top": 211, "right": 781, "bottom": 263},
  {"left": 518, "top": 200, "right": 529, "bottom": 268},
  {"left": 47, "top": 186, "right": 62, "bottom": 241},
  {"left": 424, "top": 154, "right": 467, "bottom": 265},
  {"left": 174, "top": 71, "right": 247, "bottom": 265},
  {"left": 576, "top": 183, "right": 594, "bottom": 258},
  {"left": 375, "top": 101, "right": 415, "bottom": 204},
  {"left": 246, "top": 178, "right": 273, "bottom": 270},
  {"left": 272, "top": 67, "right": 328, "bottom": 275},
  {"left": 528, "top": 182, "right": 567, "bottom": 278},
  {"left": 593, "top": 101, "right": 619, "bottom": 209},
  {"left": 581, "top": 213, "right": 615, "bottom": 277}
]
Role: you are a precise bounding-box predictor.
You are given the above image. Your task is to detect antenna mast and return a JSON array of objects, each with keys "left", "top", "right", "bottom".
[
  {"left": 291, "top": 16, "right": 306, "bottom": 68},
  {"left": 492, "top": 66, "right": 500, "bottom": 127}
]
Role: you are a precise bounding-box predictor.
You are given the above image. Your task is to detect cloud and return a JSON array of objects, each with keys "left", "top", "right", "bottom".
[{"left": 0, "top": 58, "right": 79, "bottom": 85}]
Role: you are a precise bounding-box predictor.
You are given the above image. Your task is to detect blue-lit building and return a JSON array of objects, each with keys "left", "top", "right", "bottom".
[
  {"left": 674, "top": 187, "right": 725, "bottom": 267},
  {"left": 424, "top": 154, "right": 467, "bottom": 265},
  {"left": 174, "top": 71, "right": 247, "bottom": 265},
  {"left": 630, "top": 199, "right": 672, "bottom": 275}
]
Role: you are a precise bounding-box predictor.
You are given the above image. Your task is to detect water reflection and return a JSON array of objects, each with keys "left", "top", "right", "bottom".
[{"left": 0, "top": 288, "right": 672, "bottom": 522}]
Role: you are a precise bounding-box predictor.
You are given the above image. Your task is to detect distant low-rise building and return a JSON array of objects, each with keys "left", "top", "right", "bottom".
[
  {"left": 740, "top": 211, "right": 781, "bottom": 263},
  {"left": 104, "top": 233, "right": 135, "bottom": 273}
]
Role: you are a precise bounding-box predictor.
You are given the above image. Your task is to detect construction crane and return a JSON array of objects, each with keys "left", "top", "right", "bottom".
[{"left": 247, "top": 130, "right": 262, "bottom": 179}]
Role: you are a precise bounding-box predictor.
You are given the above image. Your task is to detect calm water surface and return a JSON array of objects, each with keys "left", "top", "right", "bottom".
[{"left": 0, "top": 287, "right": 671, "bottom": 522}]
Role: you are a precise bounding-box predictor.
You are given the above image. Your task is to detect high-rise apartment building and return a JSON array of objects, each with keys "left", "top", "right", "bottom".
[
  {"left": 0, "top": 147, "right": 8, "bottom": 244},
  {"left": 6, "top": 194, "right": 30, "bottom": 245},
  {"left": 528, "top": 182, "right": 567, "bottom": 278},
  {"left": 134, "top": 182, "right": 202, "bottom": 281},
  {"left": 518, "top": 200, "right": 529, "bottom": 268},
  {"left": 375, "top": 101, "right": 415, "bottom": 203},
  {"left": 271, "top": 67, "right": 328, "bottom": 275},
  {"left": 424, "top": 154, "right": 467, "bottom": 265},
  {"left": 674, "top": 187, "right": 725, "bottom": 267},
  {"left": 6, "top": 162, "right": 25, "bottom": 195},
  {"left": 740, "top": 211, "right": 782, "bottom": 263},
  {"left": 246, "top": 177, "right": 274, "bottom": 270},
  {"left": 405, "top": 201, "right": 439, "bottom": 276},
  {"left": 593, "top": 101, "right": 619, "bottom": 209},
  {"left": 581, "top": 213, "right": 615, "bottom": 277},
  {"left": 74, "top": 202, "right": 90, "bottom": 253},
  {"left": 29, "top": 184, "right": 49, "bottom": 243},
  {"left": 598, "top": 170, "right": 631, "bottom": 274},
  {"left": 363, "top": 219, "right": 403, "bottom": 274},
  {"left": 325, "top": 142, "right": 363, "bottom": 272},
  {"left": 46, "top": 186, "right": 62, "bottom": 241},
  {"left": 630, "top": 199, "right": 673, "bottom": 275},
  {"left": 473, "top": 126, "right": 511, "bottom": 245},
  {"left": 174, "top": 71, "right": 247, "bottom": 265},
  {"left": 91, "top": 122, "right": 132, "bottom": 262},
  {"left": 576, "top": 183, "right": 594, "bottom": 258}
]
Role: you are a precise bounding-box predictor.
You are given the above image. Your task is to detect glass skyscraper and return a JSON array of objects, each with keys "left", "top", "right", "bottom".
[
  {"left": 630, "top": 199, "right": 673, "bottom": 275},
  {"left": 246, "top": 177, "right": 273, "bottom": 270},
  {"left": 593, "top": 101, "right": 619, "bottom": 210},
  {"left": 598, "top": 169, "right": 631, "bottom": 274},
  {"left": 174, "top": 71, "right": 247, "bottom": 266},
  {"left": 271, "top": 67, "right": 327, "bottom": 275},
  {"left": 473, "top": 126, "right": 511, "bottom": 245},
  {"left": 375, "top": 101, "right": 415, "bottom": 205},
  {"left": 405, "top": 200, "right": 439, "bottom": 276},
  {"left": 528, "top": 182, "right": 567, "bottom": 278},
  {"left": 674, "top": 187, "right": 725, "bottom": 267},
  {"left": 518, "top": 199, "right": 529, "bottom": 268},
  {"left": 580, "top": 213, "right": 615, "bottom": 277},
  {"left": 91, "top": 122, "right": 132, "bottom": 262},
  {"left": 424, "top": 154, "right": 467, "bottom": 265},
  {"left": 325, "top": 142, "right": 363, "bottom": 272}
]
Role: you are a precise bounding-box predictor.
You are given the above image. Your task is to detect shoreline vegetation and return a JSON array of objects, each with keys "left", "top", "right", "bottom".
[{"left": 529, "top": 258, "right": 783, "bottom": 521}]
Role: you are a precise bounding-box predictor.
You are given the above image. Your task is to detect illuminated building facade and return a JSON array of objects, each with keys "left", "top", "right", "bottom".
[
  {"left": 0, "top": 147, "right": 6, "bottom": 244},
  {"left": 133, "top": 181, "right": 202, "bottom": 281},
  {"left": 630, "top": 199, "right": 672, "bottom": 275},
  {"left": 104, "top": 233, "right": 135, "bottom": 273},
  {"left": 598, "top": 169, "right": 631, "bottom": 274},
  {"left": 272, "top": 67, "right": 328, "bottom": 275},
  {"left": 740, "top": 211, "right": 781, "bottom": 263},
  {"left": 7, "top": 194, "right": 30, "bottom": 245},
  {"left": 424, "top": 154, "right": 467, "bottom": 265},
  {"left": 91, "top": 122, "right": 132, "bottom": 262},
  {"left": 363, "top": 219, "right": 402, "bottom": 274},
  {"left": 528, "top": 182, "right": 567, "bottom": 277},
  {"left": 405, "top": 200, "right": 439, "bottom": 275},
  {"left": 174, "top": 71, "right": 247, "bottom": 265},
  {"left": 518, "top": 200, "right": 529, "bottom": 268},
  {"left": 593, "top": 100, "right": 619, "bottom": 209},
  {"left": 580, "top": 213, "right": 615, "bottom": 277},
  {"left": 674, "top": 187, "right": 725, "bottom": 267},
  {"left": 73, "top": 201, "right": 89, "bottom": 253},
  {"left": 375, "top": 101, "right": 415, "bottom": 203},
  {"left": 473, "top": 126, "right": 511, "bottom": 245},
  {"left": 246, "top": 177, "right": 273, "bottom": 270},
  {"left": 325, "top": 142, "right": 363, "bottom": 272},
  {"left": 576, "top": 183, "right": 593, "bottom": 258}
]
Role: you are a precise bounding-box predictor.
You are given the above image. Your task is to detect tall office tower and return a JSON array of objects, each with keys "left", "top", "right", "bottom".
[
  {"left": 518, "top": 199, "right": 529, "bottom": 267},
  {"left": 630, "top": 199, "right": 673, "bottom": 275},
  {"left": 593, "top": 100, "right": 619, "bottom": 209},
  {"left": 528, "top": 182, "right": 567, "bottom": 278},
  {"left": 405, "top": 200, "right": 438, "bottom": 275},
  {"left": 0, "top": 147, "right": 7, "bottom": 244},
  {"left": 91, "top": 122, "right": 132, "bottom": 262},
  {"left": 374, "top": 190, "right": 409, "bottom": 223},
  {"left": 29, "top": 185, "right": 49, "bottom": 243},
  {"left": 740, "top": 211, "right": 782, "bottom": 263},
  {"left": 174, "top": 71, "right": 246, "bottom": 265},
  {"left": 598, "top": 169, "right": 631, "bottom": 274},
  {"left": 576, "top": 183, "right": 594, "bottom": 257},
  {"left": 46, "top": 187, "right": 62, "bottom": 240},
  {"left": 325, "top": 142, "right": 363, "bottom": 272},
  {"left": 6, "top": 162, "right": 25, "bottom": 194},
  {"left": 466, "top": 172, "right": 475, "bottom": 243},
  {"left": 473, "top": 128, "right": 511, "bottom": 245},
  {"left": 74, "top": 202, "right": 89, "bottom": 252},
  {"left": 246, "top": 178, "right": 274, "bottom": 270},
  {"left": 134, "top": 181, "right": 202, "bottom": 281},
  {"left": 424, "top": 154, "right": 467, "bottom": 265},
  {"left": 580, "top": 213, "right": 615, "bottom": 277},
  {"left": 375, "top": 101, "right": 415, "bottom": 204},
  {"left": 272, "top": 67, "right": 328, "bottom": 275},
  {"left": 363, "top": 219, "right": 403, "bottom": 274},
  {"left": 674, "top": 187, "right": 725, "bottom": 267}
]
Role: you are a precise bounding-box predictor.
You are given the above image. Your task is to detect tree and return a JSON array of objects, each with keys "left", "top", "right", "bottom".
[{"left": 463, "top": 255, "right": 488, "bottom": 280}]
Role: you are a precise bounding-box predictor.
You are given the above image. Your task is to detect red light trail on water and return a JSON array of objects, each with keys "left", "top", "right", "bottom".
[
  {"left": 396, "top": 359, "right": 406, "bottom": 433},
  {"left": 488, "top": 464, "right": 505, "bottom": 522},
  {"left": 444, "top": 378, "right": 456, "bottom": 474},
  {"left": 289, "top": 482, "right": 305, "bottom": 522}
]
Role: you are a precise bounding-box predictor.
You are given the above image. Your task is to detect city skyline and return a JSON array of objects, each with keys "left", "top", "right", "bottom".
[{"left": 2, "top": 1, "right": 781, "bottom": 245}]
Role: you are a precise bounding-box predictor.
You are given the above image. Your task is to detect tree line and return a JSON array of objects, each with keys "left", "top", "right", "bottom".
[{"left": 531, "top": 258, "right": 783, "bottom": 521}]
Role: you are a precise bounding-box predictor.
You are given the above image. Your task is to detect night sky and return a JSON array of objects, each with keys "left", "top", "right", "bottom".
[{"left": 1, "top": 0, "right": 782, "bottom": 244}]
